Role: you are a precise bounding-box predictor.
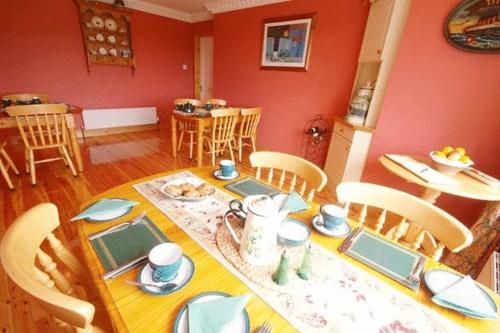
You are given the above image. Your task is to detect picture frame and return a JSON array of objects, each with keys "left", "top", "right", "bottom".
[{"left": 260, "top": 14, "right": 316, "bottom": 71}]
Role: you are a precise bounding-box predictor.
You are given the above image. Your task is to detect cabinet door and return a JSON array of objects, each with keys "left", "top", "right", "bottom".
[
  {"left": 324, "top": 133, "right": 351, "bottom": 190},
  {"left": 358, "top": 0, "right": 395, "bottom": 63}
]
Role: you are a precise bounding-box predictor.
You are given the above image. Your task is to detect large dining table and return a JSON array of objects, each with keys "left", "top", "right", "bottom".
[
  {"left": 0, "top": 104, "right": 84, "bottom": 172},
  {"left": 76, "top": 167, "right": 500, "bottom": 332}
]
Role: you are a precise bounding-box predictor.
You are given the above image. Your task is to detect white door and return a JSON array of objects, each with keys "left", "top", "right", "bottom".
[
  {"left": 324, "top": 133, "right": 351, "bottom": 191},
  {"left": 199, "top": 36, "right": 213, "bottom": 101}
]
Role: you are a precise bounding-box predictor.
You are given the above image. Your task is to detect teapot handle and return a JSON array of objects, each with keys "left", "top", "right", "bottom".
[{"left": 224, "top": 210, "right": 241, "bottom": 245}]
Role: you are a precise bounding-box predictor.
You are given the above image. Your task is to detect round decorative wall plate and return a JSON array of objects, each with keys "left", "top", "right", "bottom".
[
  {"left": 105, "top": 18, "right": 118, "bottom": 31},
  {"left": 98, "top": 47, "right": 107, "bottom": 55},
  {"left": 107, "top": 35, "right": 116, "bottom": 44},
  {"left": 96, "top": 33, "right": 105, "bottom": 42},
  {"left": 91, "top": 16, "right": 104, "bottom": 29}
]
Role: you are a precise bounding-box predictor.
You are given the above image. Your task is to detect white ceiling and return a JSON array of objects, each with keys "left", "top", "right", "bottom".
[{"left": 99, "top": 0, "right": 291, "bottom": 22}]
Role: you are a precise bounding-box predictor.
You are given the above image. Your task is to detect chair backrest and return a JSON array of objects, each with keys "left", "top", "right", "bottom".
[
  {"left": 210, "top": 108, "right": 239, "bottom": 143},
  {"left": 173, "top": 98, "right": 201, "bottom": 107},
  {"left": 205, "top": 98, "right": 227, "bottom": 108},
  {"left": 6, "top": 104, "right": 69, "bottom": 148},
  {"left": 336, "top": 182, "right": 473, "bottom": 261},
  {"left": 3, "top": 93, "right": 51, "bottom": 104},
  {"left": 239, "top": 107, "right": 262, "bottom": 138},
  {"left": 249, "top": 151, "right": 327, "bottom": 201},
  {"left": 0, "top": 203, "right": 101, "bottom": 332}
]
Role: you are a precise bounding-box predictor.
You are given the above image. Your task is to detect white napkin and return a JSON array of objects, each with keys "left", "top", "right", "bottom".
[{"left": 432, "top": 275, "right": 498, "bottom": 319}]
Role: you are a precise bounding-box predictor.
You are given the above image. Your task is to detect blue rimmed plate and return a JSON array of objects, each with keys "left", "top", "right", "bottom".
[
  {"left": 85, "top": 198, "right": 134, "bottom": 222},
  {"left": 137, "top": 255, "right": 194, "bottom": 295},
  {"left": 312, "top": 215, "right": 352, "bottom": 238},
  {"left": 173, "top": 291, "right": 250, "bottom": 333}
]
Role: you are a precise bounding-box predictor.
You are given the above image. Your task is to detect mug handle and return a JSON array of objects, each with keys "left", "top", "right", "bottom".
[
  {"left": 229, "top": 199, "right": 243, "bottom": 211},
  {"left": 224, "top": 210, "right": 241, "bottom": 245}
]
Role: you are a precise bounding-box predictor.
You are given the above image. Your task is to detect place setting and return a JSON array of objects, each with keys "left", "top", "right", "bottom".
[
  {"left": 213, "top": 159, "right": 240, "bottom": 180},
  {"left": 311, "top": 204, "right": 352, "bottom": 238}
]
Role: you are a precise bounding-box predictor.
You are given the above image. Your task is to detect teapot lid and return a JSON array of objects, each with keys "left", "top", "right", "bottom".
[{"left": 247, "top": 196, "right": 278, "bottom": 217}]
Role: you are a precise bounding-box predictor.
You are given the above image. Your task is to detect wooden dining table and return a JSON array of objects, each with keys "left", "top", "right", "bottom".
[
  {"left": 0, "top": 104, "right": 84, "bottom": 172},
  {"left": 76, "top": 167, "right": 500, "bottom": 333}
]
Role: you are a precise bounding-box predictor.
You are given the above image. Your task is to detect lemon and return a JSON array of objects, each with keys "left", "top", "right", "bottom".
[
  {"left": 434, "top": 151, "right": 447, "bottom": 159},
  {"left": 441, "top": 146, "right": 454, "bottom": 155},
  {"left": 460, "top": 155, "right": 471, "bottom": 164},
  {"left": 455, "top": 147, "right": 466, "bottom": 156},
  {"left": 447, "top": 151, "right": 462, "bottom": 161}
]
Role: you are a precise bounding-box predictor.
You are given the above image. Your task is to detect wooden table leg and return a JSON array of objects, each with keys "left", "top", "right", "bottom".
[
  {"left": 419, "top": 187, "right": 441, "bottom": 204},
  {"left": 171, "top": 115, "right": 177, "bottom": 158},
  {"left": 197, "top": 119, "right": 204, "bottom": 167}
]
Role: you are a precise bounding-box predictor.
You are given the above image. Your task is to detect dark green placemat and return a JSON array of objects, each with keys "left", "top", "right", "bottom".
[
  {"left": 344, "top": 231, "right": 423, "bottom": 290},
  {"left": 224, "top": 177, "right": 280, "bottom": 197},
  {"left": 89, "top": 216, "right": 169, "bottom": 272}
]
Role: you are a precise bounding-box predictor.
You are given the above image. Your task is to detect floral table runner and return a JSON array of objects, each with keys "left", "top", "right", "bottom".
[{"left": 133, "top": 171, "right": 469, "bottom": 333}]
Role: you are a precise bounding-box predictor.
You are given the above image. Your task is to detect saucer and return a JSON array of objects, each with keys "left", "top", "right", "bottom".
[
  {"left": 137, "top": 255, "right": 194, "bottom": 295},
  {"left": 311, "top": 215, "right": 352, "bottom": 238},
  {"left": 213, "top": 169, "right": 240, "bottom": 180}
]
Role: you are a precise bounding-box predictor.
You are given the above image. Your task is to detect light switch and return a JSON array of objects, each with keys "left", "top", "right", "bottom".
[{"left": 182, "top": 64, "right": 188, "bottom": 70}]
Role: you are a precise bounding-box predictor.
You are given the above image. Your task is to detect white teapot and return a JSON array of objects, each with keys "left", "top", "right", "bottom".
[{"left": 225, "top": 195, "right": 289, "bottom": 266}]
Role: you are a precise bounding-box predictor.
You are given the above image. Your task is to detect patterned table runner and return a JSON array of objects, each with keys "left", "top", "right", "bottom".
[{"left": 133, "top": 171, "right": 469, "bottom": 333}]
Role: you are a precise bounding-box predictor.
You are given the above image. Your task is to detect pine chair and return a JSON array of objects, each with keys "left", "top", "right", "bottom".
[
  {"left": 249, "top": 151, "right": 328, "bottom": 201},
  {"left": 2, "top": 93, "right": 51, "bottom": 104},
  {"left": 0, "top": 141, "right": 20, "bottom": 190},
  {"left": 0, "top": 203, "right": 108, "bottom": 332},
  {"left": 174, "top": 98, "right": 202, "bottom": 159},
  {"left": 204, "top": 98, "right": 227, "bottom": 108},
  {"left": 336, "top": 182, "right": 473, "bottom": 261},
  {"left": 234, "top": 107, "right": 262, "bottom": 162},
  {"left": 6, "top": 104, "right": 77, "bottom": 185},
  {"left": 203, "top": 108, "right": 239, "bottom": 166}
]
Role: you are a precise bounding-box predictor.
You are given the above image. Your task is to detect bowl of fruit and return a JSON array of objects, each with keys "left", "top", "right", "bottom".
[{"left": 430, "top": 146, "right": 473, "bottom": 176}]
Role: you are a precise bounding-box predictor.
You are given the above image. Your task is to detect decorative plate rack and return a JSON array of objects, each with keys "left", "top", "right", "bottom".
[{"left": 76, "top": 0, "right": 135, "bottom": 75}]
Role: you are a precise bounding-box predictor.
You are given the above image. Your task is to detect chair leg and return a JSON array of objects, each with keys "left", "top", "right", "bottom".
[
  {"left": 228, "top": 141, "right": 235, "bottom": 161},
  {"left": 177, "top": 130, "right": 185, "bottom": 152},
  {"left": 1, "top": 148, "right": 19, "bottom": 175},
  {"left": 211, "top": 142, "right": 216, "bottom": 166},
  {"left": 25, "top": 149, "right": 30, "bottom": 174},
  {"left": 0, "top": 160, "right": 14, "bottom": 190},
  {"left": 189, "top": 132, "right": 194, "bottom": 160},
  {"left": 238, "top": 138, "right": 243, "bottom": 162},
  {"left": 251, "top": 136, "right": 257, "bottom": 152},
  {"left": 61, "top": 146, "right": 77, "bottom": 177},
  {"left": 59, "top": 147, "right": 69, "bottom": 167},
  {"left": 29, "top": 150, "right": 36, "bottom": 186}
]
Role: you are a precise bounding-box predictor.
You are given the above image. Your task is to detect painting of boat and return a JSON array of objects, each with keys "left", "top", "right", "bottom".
[{"left": 445, "top": 0, "right": 500, "bottom": 53}]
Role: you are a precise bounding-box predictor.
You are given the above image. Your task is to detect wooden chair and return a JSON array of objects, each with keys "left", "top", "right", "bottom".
[
  {"left": 174, "top": 98, "right": 202, "bottom": 159},
  {"left": 204, "top": 98, "right": 227, "bottom": 108},
  {"left": 336, "top": 182, "right": 473, "bottom": 261},
  {"left": 249, "top": 151, "right": 327, "bottom": 201},
  {"left": 0, "top": 141, "right": 20, "bottom": 190},
  {"left": 234, "top": 107, "right": 262, "bottom": 162},
  {"left": 203, "top": 108, "right": 239, "bottom": 166},
  {"left": 6, "top": 104, "right": 77, "bottom": 185},
  {"left": 3, "top": 93, "right": 51, "bottom": 104},
  {"left": 0, "top": 203, "right": 108, "bottom": 332}
]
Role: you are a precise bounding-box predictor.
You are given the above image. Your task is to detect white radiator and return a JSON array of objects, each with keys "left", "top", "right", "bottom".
[{"left": 82, "top": 107, "right": 158, "bottom": 130}]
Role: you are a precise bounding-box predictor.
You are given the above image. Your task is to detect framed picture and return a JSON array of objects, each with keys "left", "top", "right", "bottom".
[
  {"left": 260, "top": 14, "right": 316, "bottom": 70},
  {"left": 445, "top": 0, "right": 499, "bottom": 54}
]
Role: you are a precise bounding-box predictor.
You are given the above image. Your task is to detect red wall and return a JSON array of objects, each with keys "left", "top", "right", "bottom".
[
  {"left": 362, "top": 0, "right": 500, "bottom": 225},
  {"left": 0, "top": 0, "right": 195, "bottom": 126},
  {"left": 213, "top": 0, "right": 369, "bottom": 164}
]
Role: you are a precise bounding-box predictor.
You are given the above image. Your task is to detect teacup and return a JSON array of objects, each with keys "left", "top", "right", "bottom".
[
  {"left": 320, "top": 204, "right": 347, "bottom": 230},
  {"left": 220, "top": 159, "right": 235, "bottom": 177},
  {"left": 149, "top": 243, "right": 183, "bottom": 282}
]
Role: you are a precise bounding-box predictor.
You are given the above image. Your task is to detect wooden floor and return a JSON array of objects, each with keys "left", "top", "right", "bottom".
[{"left": 0, "top": 128, "right": 335, "bottom": 332}]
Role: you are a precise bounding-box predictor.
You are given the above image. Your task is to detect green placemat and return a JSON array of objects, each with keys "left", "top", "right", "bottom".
[
  {"left": 224, "top": 177, "right": 280, "bottom": 197},
  {"left": 344, "top": 231, "right": 423, "bottom": 289},
  {"left": 89, "top": 216, "right": 169, "bottom": 272}
]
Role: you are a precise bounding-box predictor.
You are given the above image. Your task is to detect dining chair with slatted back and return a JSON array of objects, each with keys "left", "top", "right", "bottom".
[
  {"left": 0, "top": 203, "right": 108, "bottom": 332},
  {"left": 235, "top": 107, "right": 262, "bottom": 162},
  {"left": 6, "top": 104, "right": 77, "bottom": 185},
  {"left": 0, "top": 141, "right": 20, "bottom": 190},
  {"left": 336, "top": 182, "right": 473, "bottom": 261},
  {"left": 3, "top": 93, "right": 51, "bottom": 104},
  {"left": 174, "top": 99, "right": 202, "bottom": 159},
  {"left": 203, "top": 108, "right": 239, "bottom": 166},
  {"left": 204, "top": 98, "right": 227, "bottom": 108},
  {"left": 249, "top": 151, "right": 328, "bottom": 201}
]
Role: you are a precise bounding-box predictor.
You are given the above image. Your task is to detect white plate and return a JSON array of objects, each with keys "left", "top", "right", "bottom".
[
  {"left": 213, "top": 169, "right": 240, "bottom": 180},
  {"left": 138, "top": 256, "right": 194, "bottom": 295},
  {"left": 160, "top": 178, "right": 209, "bottom": 202},
  {"left": 173, "top": 292, "right": 250, "bottom": 333},
  {"left": 424, "top": 269, "right": 498, "bottom": 319},
  {"left": 312, "top": 215, "right": 352, "bottom": 238},
  {"left": 85, "top": 198, "right": 133, "bottom": 222}
]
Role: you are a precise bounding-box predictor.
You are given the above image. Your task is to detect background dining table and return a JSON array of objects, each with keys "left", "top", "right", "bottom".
[{"left": 76, "top": 166, "right": 500, "bottom": 332}]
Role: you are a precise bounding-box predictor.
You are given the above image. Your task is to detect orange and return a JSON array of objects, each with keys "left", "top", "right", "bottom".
[
  {"left": 454, "top": 147, "right": 466, "bottom": 156},
  {"left": 441, "top": 146, "right": 454, "bottom": 155},
  {"left": 460, "top": 155, "right": 472, "bottom": 164}
]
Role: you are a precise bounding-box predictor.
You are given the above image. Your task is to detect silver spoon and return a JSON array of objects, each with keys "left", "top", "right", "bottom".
[{"left": 125, "top": 279, "right": 177, "bottom": 291}]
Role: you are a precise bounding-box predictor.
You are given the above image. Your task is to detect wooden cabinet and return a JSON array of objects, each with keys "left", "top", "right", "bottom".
[{"left": 358, "top": 0, "right": 395, "bottom": 63}]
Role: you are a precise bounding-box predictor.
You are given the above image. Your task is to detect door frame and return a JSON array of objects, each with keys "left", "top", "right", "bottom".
[{"left": 194, "top": 34, "right": 213, "bottom": 100}]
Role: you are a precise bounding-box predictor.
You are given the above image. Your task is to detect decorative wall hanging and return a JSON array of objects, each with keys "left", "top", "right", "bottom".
[
  {"left": 260, "top": 14, "right": 316, "bottom": 70},
  {"left": 300, "top": 114, "right": 329, "bottom": 167},
  {"left": 445, "top": 0, "right": 500, "bottom": 53},
  {"left": 75, "top": 0, "right": 136, "bottom": 74}
]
